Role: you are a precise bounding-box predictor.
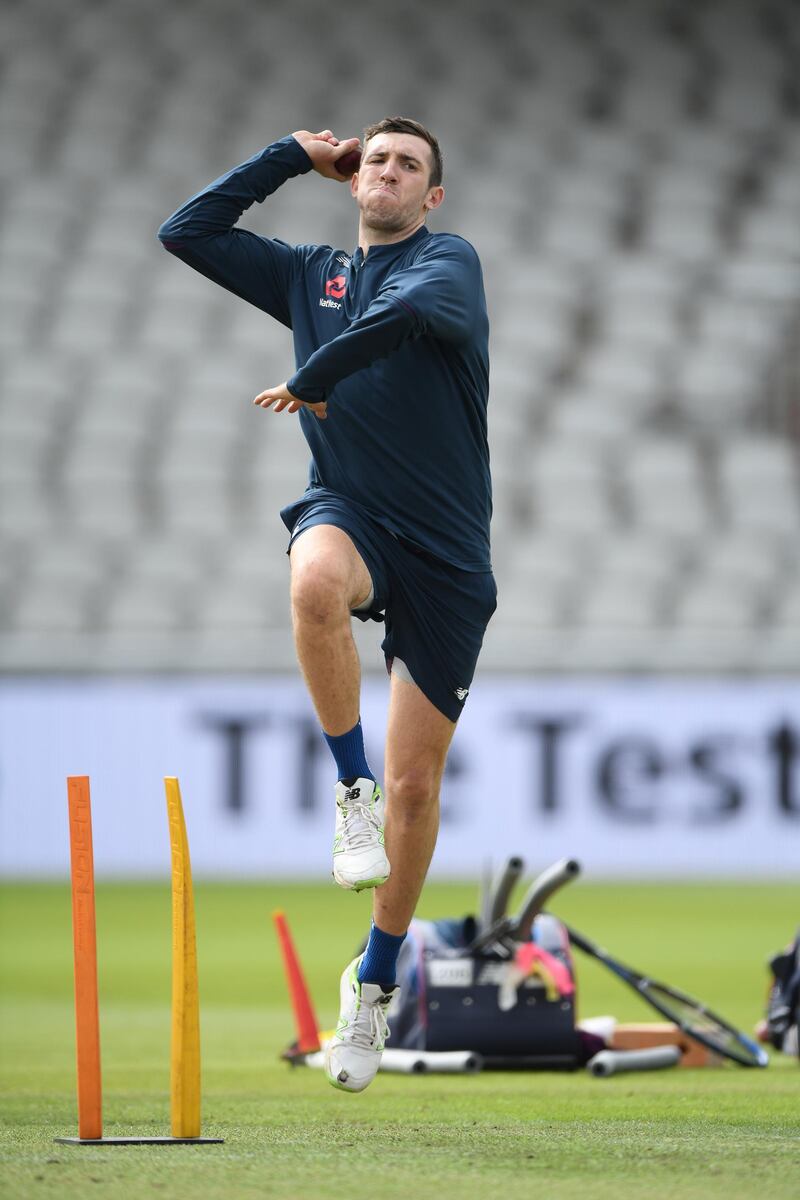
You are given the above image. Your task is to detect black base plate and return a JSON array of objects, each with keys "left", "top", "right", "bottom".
[{"left": 54, "top": 1136, "right": 224, "bottom": 1146}]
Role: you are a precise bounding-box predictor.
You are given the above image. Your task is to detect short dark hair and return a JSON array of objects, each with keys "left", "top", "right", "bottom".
[{"left": 362, "top": 117, "right": 443, "bottom": 188}]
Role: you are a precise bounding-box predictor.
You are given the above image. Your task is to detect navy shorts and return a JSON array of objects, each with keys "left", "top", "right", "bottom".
[{"left": 281, "top": 489, "right": 497, "bottom": 722}]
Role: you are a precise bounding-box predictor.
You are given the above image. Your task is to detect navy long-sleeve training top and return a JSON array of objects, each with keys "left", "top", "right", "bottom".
[{"left": 158, "top": 135, "right": 492, "bottom": 571}]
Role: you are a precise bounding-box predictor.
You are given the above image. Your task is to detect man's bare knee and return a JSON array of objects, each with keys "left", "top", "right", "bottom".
[
  {"left": 290, "top": 525, "right": 372, "bottom": 622},
  {"left": 291, "top": 556, "right": 352, "bottom": 626},
  {"left": 385, "top": 766, "right": 441, "bottom": 824}
]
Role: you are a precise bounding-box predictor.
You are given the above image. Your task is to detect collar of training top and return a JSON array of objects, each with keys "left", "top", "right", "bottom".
[{"left": 352, "top": 225, "right": 430, "bottom": 268}]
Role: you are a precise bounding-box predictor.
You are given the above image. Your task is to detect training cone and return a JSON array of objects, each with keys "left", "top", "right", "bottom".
[{"left": 273, "top": 910, "right": 321, "bottom": 1054}]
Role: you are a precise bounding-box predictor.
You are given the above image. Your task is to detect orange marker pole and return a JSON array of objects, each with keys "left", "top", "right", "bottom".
[
  {"left": 66, "top": 776, "right": 102, "bottom": 1141},
  {"left": 273, "top": 910, "right": 321, "bottom": 1054}
]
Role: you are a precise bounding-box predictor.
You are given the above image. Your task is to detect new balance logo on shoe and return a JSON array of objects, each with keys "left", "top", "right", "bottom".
[{"left": 344, "top": 787, "right": 361, "bottom": 801}]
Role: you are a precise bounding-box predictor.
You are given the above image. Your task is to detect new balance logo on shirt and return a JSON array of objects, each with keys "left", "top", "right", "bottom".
[{"left": 454, "top": 687, "right": 469, "bottom": 702}]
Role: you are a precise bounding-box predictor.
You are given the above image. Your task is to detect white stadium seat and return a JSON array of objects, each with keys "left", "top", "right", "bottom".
[{"left": 1, "top": 0, "right": 798, "bottom": 672}]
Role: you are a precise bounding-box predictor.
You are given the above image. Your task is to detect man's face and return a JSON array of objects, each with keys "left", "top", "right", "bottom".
[{"left": 351, "top": 132, "right": 442, "bottom": 233}]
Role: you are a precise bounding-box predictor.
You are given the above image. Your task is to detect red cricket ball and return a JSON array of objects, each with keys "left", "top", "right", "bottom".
[{"left": 335, "top": 149, "right": 362, "bottom": 178}]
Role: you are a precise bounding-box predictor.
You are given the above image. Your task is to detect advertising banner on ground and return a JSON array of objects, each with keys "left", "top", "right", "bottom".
[{"left": 1, "top": 676, "right": 798, "bottom": 878}]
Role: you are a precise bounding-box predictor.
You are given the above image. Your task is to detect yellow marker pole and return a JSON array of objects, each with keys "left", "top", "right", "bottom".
[{"left": 165, "top": 777, "right": 201, "bottom": 1139}]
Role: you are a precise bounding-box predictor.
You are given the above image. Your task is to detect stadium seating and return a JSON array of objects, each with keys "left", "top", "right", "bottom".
[{"left": 1, "top": 0, "right": 798, "bottom": 672}]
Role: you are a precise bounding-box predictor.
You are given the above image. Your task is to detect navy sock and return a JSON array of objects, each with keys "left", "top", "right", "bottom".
[
  {"left": 323, "top": 718, "right": 373, "bottom": 784},
  {"left": 358, "top": 922, "right": 406, "bottom": 990}
]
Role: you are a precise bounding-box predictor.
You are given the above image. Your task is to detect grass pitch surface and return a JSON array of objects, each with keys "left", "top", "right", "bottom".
[{"left": 1, "top": 880, "right": 797, "bottom": 1199}]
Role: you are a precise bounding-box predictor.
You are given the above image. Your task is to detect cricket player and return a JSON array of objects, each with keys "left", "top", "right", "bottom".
[{"left": 158, "top": 118, "right": 495, "bottom": 1092}]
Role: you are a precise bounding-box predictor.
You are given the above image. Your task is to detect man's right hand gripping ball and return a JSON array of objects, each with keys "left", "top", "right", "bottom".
[{"left": 292, "top": 129, "right": 362, "bottom": 180}]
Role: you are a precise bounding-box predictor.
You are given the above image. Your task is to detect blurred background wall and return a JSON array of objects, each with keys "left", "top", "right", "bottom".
[{"left": 1, "top": 0, "right": 798, "bottom": 876}]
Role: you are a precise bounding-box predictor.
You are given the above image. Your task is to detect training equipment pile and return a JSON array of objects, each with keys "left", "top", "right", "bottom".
[{"left": 279, "top": 856, "right": 768, "bottom": 1075}]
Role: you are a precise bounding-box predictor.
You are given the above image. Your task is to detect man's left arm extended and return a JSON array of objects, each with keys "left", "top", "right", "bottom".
[{"left": 255, "top": 239, "right": 482, "bottom": 413}]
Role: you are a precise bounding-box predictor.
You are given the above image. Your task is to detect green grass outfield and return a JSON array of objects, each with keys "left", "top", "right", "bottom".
[{"left": 1, "top": 880, "right": 798, "bottom": 1200}]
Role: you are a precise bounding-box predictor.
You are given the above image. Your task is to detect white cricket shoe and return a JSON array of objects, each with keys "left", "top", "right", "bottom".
[
  {"left": 332, "top": 778, "right": 390, "bottom": 892},
  {"left": 325, "top": 956, "right": 397, "bottom": 1092}
]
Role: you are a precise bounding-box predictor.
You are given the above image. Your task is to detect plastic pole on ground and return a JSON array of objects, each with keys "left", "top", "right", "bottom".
[
  {"left": 273, "top": 910, "right": 322, "bottom": 1054},
  {"left": 165, "top": 777, "right": 202, "bottom": 1139},
  {"left": 66, "top": 776, "right": 103, "bottom": 1140}
]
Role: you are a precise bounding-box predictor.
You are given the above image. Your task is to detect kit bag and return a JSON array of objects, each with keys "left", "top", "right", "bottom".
[
  {"left": 386, "top": 912, "right": 580, "bottom": 1067},
  {"left": 765, "top": 928, "right": 800, "bottom": 1059}
]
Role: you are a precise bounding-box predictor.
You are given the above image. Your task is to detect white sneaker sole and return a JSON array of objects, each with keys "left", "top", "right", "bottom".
[
  {"left": 324, "top": 1043, "right": 376, "bottom": 1092},
  {"left": 332, "top": 858, "right": 390, "bottom": 892}
]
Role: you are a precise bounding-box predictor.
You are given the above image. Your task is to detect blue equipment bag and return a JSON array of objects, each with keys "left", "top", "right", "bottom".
[{"left": 386, "top": 912, "right": 580, "bottom": 1068}]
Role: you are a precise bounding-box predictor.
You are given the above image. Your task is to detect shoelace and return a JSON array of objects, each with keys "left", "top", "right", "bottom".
[
  {"left": 338, "top": 800, "right": 381, "bottom": 852},
  {"left": 349, "top": 995, "right": 391, "bottom": 1051}
]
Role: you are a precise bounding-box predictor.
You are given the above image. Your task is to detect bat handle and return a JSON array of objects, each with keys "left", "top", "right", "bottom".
[
  {"left": 467, "top": 915, "right": 513, "bottom": 954},
  {"left": 512, "top": 858, "right": 581, "bottom": 942},
  {"left": 588, "top": 1046, "right": 682, "bottom": 1077},
  {"left": 488, "top": 856, "right": 525, "bottom": 925}
]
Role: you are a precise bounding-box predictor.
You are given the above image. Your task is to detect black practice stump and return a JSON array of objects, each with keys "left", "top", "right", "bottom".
[{"left": 54, "top": 1136, "right": 224, "bottom": 1145}]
